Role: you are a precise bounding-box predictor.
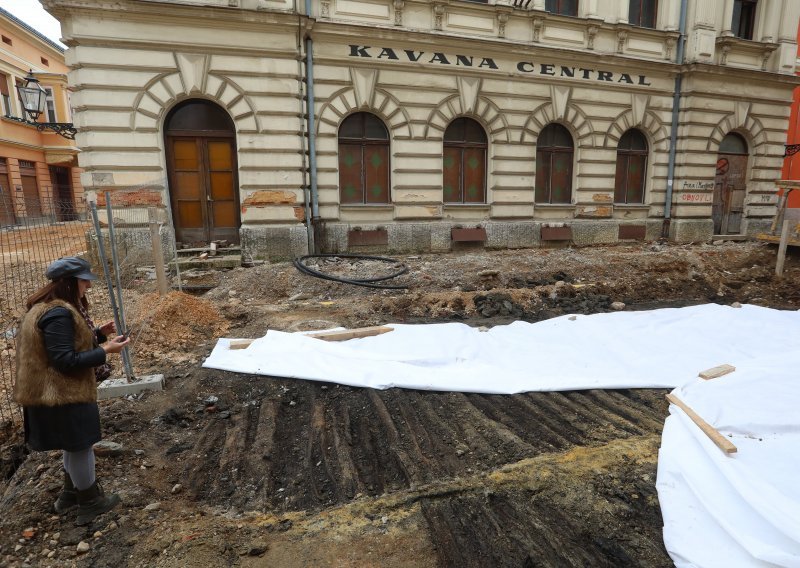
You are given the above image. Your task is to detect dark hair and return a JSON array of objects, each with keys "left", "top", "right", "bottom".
[{"left": 25, "top": 277, "right": 89, "bottom": 312}]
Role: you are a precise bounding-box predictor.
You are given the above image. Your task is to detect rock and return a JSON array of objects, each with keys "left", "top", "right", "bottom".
[
  {"left": 14, "top": 544, "right": 22, "bottom": 552},
  {"left": 21, "top": 528, "right": 36, "bottom": 539},
  {"left": 76, "top": 541, "right": 90, "bottom": 553},
  {"left": 60, "top": 527, "right": 85, "bottom": 546},
  {"left": 288, "top": 292, "right": 311, "bottom": 301},
  {"left": 731, "top": 302, "right": 742, "bottom": 308},
  {"left": 246, "top": 540, "right": 269, "bottom": 556},
  {"left": 171, "top": 484, "right": 183, "bottom": 495},
  {"left": 568, "top": 315, "right": 577, "bottom": 321},
  {"left": 93, "top": 441, "right": 124, "bottom": 457},
  {"left": 93, "top": 531, "right": 103, "bottom": 539},
  {"left": 144, "top": 502, "right": 161, "bottom": 512},
  {"left": 610, "top": 301, "right": 626, "bottom": 311},
  {"left": 477, "top": 269, "right": 499, "bottom": 278}
]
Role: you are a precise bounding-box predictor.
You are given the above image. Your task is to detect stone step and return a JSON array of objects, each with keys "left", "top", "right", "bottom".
[
  {"left": 171, "top": 255, "right": 242, "bottom": 270},
  {"left": 176, "top": 246, "right": 241, "bottom": 258}
]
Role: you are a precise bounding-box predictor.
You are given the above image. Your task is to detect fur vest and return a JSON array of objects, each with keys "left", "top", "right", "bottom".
[{"left": 14, "top": 300, "right": 97, "bottom": 407}]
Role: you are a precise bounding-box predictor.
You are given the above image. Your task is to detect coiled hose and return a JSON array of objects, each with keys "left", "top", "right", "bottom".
[{"left": 293, "top": 254, "right": 409, "bottom": 289}]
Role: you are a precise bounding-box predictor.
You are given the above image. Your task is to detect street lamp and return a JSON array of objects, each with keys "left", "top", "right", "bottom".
[{"left": 9, "top": 70, "right": 77, "bottom": 140}]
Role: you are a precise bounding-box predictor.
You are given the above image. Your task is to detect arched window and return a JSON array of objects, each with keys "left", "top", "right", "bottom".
[
  {"left": 443, "top": 117, "right": 487, "bottom": 204},
  {"left": 338, "top": 112, "right": 390, "bottom": 204},
  {"left": 629, "top": 0, "right": 658, "bottom": 28},
  {"left": 719, "top": 132, "right": 748, "bottom": 154},
  {"left": 614, "top": 129, "right": 648, "bottom": 204},
  {"left": 535, "top": 124, "right": 573, "bottom": 204}
]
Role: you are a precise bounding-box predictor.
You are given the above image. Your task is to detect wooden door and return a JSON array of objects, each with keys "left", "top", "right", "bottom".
[
  {"left": 167, "top": 136, "right": 239, "bottom": 244},
  {"left": 713, "top": 154, "right": 748, "bottom": 234},
  {"left": 18, "top": 161, "right": 41, "bottom": 218},
  {"left": 49, "top": 166, "right": 76, "bottom": 221}
]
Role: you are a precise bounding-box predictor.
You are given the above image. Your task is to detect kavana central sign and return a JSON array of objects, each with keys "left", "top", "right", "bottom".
[{"left": 348, "top": 45, "right": 652, "bottom": 86}]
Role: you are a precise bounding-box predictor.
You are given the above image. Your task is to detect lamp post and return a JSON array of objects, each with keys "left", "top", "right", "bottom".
[{"left": 9, "top": 70, "right": 77, "bottom": 140}]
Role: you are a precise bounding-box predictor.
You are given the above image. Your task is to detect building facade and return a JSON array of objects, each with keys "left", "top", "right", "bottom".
[
  {"left": 0, "top": 8, "right": 82, "bottom": 226},
  {"left": 44, "top": 0, "right": 800, "bottom": 258}
]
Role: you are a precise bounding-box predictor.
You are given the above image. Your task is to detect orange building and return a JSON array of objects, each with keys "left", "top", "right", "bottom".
[
  {"left": 781, "top": 24, "right": 800, "bottom": 208},
  {"left": 0, "top": 7, "right": 82, "bottom": 226}
]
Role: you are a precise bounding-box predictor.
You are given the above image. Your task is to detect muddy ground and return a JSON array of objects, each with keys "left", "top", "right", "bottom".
[{"left": 0, "top": 240, "right": 798, "bottom": 567}]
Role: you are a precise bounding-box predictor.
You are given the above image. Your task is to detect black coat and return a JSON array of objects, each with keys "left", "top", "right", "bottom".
[{"left": 23, "top": 307, "right": 106, "bottom": 452}]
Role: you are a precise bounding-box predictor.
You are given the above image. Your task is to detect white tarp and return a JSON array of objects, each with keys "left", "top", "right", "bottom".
[
  {"left": 204, "top": 303, "right": 800, "bottom": 566},
  {"left": 657, "top": 353, "right": 800, "bottom": 567},
  {"left": 204, "top": 303, "right": 799, "bottom": 393}
]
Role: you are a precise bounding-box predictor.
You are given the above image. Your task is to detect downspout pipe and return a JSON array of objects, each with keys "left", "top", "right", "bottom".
[
  {"left": 304, "top": 0, "right": 321, "bottom": 253},
  {"left": 662, "top": 0, "right": 689, "bottom": 239}
]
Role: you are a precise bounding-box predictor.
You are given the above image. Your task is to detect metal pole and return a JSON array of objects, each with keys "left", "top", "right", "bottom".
[
  {"left": 148, "top": 207, "right": 169, "bottom": 295},
  {"left": 103, "top": 193, "right": 134, "bottom": 379},
  {"left": 163, "top": 186, "right": 182, "bottom": 292},
  {"left": 89, "top": 201, "right": 133, "bottom": 380},
  {"left": 662, "top": 0, "right": 688, "bottom": 239}
]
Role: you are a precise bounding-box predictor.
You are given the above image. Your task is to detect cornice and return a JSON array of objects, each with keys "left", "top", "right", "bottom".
[
  {"left": 310, "top": 21, "right": 682, "bottom": 75},
  {"left": 683, "top": 62, "right": 800, "bottom": 86}
]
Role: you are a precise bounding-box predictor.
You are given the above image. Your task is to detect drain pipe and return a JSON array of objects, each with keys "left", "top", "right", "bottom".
[
  {"left": 304, "top": 0, "right": 321, "bottom": 253},
  {"left": 662, "top": 0, "right": 688, "bottom": 239}
]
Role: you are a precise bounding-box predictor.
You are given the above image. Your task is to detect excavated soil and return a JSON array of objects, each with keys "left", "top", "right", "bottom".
[{"left": 0, "top": 241, "right": 798, "bottom": 567}]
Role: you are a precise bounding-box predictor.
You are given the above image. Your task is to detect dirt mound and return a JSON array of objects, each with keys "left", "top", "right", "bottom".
[{"left": 128, "top": 292, "right": 229, "bottom": 365}]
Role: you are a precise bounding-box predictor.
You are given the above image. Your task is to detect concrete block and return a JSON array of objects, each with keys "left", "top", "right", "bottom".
[
  {"left": 240, "top": 225, "right": 309, "bottom": 261},
  {"left": 97, "top": 374, "right": 164, "bottom": 400},
  {"left": 669, "top": 219, "right": 713, "bottom": 243},
  {"left": 572, "top": 222, "right": 618, "bottom": 246}
]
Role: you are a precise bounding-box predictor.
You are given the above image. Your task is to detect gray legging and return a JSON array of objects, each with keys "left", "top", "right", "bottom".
[{"left": 63, "top": 447, "right": 95, "bottom": 491}]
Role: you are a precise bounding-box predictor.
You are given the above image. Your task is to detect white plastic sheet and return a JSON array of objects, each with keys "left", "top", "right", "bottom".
[
  {"left": 657, "top": 352, "right": 800, "bottom": 567},
  {"left": 204, "top": 304, "right": 799, "bottom": 393}
]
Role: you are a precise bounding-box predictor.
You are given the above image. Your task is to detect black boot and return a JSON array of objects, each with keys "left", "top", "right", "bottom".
[
  {"left": 54, "top": 470, "right": 77, "bottom": 514},
  {"left": 75, "top": 481, "right": 121, "bottom": 526}
]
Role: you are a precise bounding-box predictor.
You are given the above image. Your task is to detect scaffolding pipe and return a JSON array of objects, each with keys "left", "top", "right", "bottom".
[{"left": 90, "top": 201, "right": 134, "bottom": 380}]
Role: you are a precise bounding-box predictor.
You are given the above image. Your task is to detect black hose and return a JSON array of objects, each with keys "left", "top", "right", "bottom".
[{"left": 293, "top": 254, "right": 409, "bottom": 289}]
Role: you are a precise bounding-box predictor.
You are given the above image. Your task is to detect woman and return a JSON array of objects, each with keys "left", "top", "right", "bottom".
[{"left": 14, "top": 256, "right": 129, "bottom": 526}]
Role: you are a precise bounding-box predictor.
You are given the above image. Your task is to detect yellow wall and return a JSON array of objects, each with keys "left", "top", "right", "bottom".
[{"left": 0, "top": 10, "right": 82, "bottom": 221}]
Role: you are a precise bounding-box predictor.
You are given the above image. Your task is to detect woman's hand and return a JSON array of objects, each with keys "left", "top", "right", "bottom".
[
  {"left": 98, "top": 321, "right": 116, "bottom": 336},
  {"left": 102, "top": 335, "right": 130, "bottom": 354}
]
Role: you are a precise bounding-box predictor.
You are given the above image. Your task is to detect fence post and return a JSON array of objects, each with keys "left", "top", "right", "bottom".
[{"left": 148, "top": 208, "right": 169, "bottom": 295}]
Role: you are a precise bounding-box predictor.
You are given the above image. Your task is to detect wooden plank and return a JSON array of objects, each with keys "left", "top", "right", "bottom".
[
  {"left": 776, "top": 219, "right": 792, "bottom": 277},
  {"left": 229, "top": 339, "right": 254, "bottom": 350},
  {"left": 666, "top": 393, "right": 738, "bottom": 455},
  {"left": 306, "top": 326, "right": 394, "bottom": 341},
  {"left": 698, "top": 364, "right": 735, "bottom": 380}
]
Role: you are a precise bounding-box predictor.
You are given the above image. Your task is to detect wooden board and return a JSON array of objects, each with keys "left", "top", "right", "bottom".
[
  {"left": 666, "top": 393, "right": 737, "bottom": 455},
  {"left": 698, "top": 364, "right": 735, "bottom": 380},
  {"left": 227, "top": 326, "right": 394, "bottom": 349},
  {"left": 305, "top": 326, "right": 394, "bottom": 341}
]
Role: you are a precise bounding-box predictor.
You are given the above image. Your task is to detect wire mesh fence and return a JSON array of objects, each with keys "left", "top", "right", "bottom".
[{"left": 0, "top": 186, "right": 182, "bottom": 429}]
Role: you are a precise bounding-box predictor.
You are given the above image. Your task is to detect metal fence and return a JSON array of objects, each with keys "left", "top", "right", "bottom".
[{"left": 0, "top": 187, "right": 181, "bottom": 428}]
